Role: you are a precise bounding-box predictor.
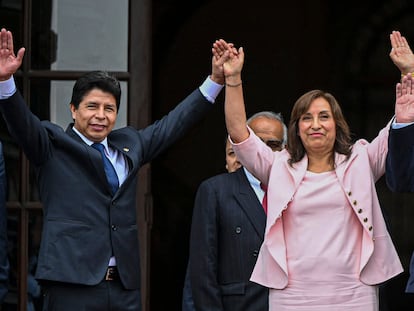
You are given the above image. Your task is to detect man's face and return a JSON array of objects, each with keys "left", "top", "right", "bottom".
[
  {"left": 249, "top": 117, "right": 285, "bottom": 151},
  {"left": 225, "top": 139, "right": 242, "bottom": 173},
  {"left": 70, "top": 88, "right": 118, "bottom": 143}
]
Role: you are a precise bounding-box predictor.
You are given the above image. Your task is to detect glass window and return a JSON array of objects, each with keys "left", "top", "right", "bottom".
[{"left": 31, "top": 0, "right": 129, "bottom": 71}]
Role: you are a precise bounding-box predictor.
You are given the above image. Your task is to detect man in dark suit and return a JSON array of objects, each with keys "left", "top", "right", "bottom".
[
  {"left": 182, "top": 129, "right": 243, "bottom": 311},
  {"left": 0, "top": 141, "right": 9, "bottom": 304},
  {"left": 386, "top": 30, "right": 414, "bottom": 294},
  {"left": 0, "top": 28, "right": 228, "bottom": 310},
  {"left": 187, "top": 111, "right": 287, "bottom": 311}
]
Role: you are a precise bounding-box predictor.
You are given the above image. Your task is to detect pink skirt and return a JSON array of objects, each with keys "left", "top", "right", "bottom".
[{"left": 269, "top": 279, "right": 378, "bottom": 311}]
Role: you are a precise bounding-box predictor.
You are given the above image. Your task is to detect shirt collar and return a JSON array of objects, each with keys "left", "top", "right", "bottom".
[
  {"left": 72, "top": 126, "right": 110, "bottom": 151},
  {"left": 243, "top": 167, "right": 260, "bottom": 187}
]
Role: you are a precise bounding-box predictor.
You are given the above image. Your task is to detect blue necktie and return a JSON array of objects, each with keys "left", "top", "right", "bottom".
[{"left": 92, "top": 143, "right": 119, "bottom": 195}]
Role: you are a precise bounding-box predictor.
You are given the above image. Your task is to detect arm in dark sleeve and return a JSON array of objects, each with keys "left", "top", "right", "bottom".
[
  {"left": 135, "top": 89, "right": 213, "bottom": 164},
  {"left": 189, "top": 180, "right": 224, "bottom": 311},
  {"left": 386, "top": 124, "right": 414, "bottom": 192}
]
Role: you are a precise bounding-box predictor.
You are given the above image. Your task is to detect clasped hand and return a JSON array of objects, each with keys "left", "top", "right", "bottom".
[{"left": 212, "top": 39, "right": 244, "bottom": 79}]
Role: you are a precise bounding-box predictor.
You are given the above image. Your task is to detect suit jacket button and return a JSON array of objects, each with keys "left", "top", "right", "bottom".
[
  {"left": 235, "top": 227, "right": 241, "bottom": 234},
  {"left": 111, "top": 225, "right": 117, "bottom": 231}
]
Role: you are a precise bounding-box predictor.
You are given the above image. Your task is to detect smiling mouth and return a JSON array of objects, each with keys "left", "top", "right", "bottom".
[
  {"left": 310, "top": 133, "right": 324, "bottom": 137},
  {"left": 90, "top": 124, "right": 106, "bottom": 130}
]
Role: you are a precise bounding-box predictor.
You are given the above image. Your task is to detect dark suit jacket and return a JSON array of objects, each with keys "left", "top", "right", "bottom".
[
  {"left": 0, "top": 88, "right": 213, "bottom": 290},
  {"left": 182, "top": 264, "right": 196, "bottom": 311},
  {"left": 386, "top": 124, "right": 414, "bottom": 292},
  {"left": 189, "top": 168, "right": 268, "bottom": 311},
  {"left": 0, "top": 142, "right": 8, "bottom": 302}
]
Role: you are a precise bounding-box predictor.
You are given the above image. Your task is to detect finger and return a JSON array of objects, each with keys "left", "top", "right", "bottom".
[
  {"left": 216, "top": 50, "right": 230, "bottom": 65},
  {"left": 401, "top": 75, "right": 409, "bottom": 95},
  {"left": 402, "top": 37, "right": 412, "bottom": 51},
  {"left": 6, "top": 30, "right": 14, "bottom": 52},
  {"left": 0, "top": 29, "right": 7, "bottom": 50},
  {"left": 396, "top": 82, "right": 402, "bottom": 99},
  {"left": 395, "top": 31, "right": 404, "bottom": 47},
  {"left": 411, "top": 76, "right": 414, "bottom": 95},
  {"left": 16, "top": 47, "right": 25, "bottom": 62},
  {"left": 390, "top": 31, "right": 401, "bottom": 49},
  {"left": 215, "top": 40, "right": 226, "bottom": 53},
  {"left": 218, "top": 39, "right": 227, "bottom": 50},
  {"left": 408, "top": 74, "right": 413, "bottom": 94},
  {"left": 213, "top": 42, "right": 225, "bottom": 59},
  {"left": 239, "top": 47, "right": 244, "bottom": 59}
]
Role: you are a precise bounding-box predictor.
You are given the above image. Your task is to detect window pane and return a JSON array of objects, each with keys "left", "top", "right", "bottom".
[
  {"left": 0, "top": 1, "right": 23, "bottom": 51},
  {"left": 31, "top": 0, "right": 129, "bottom": 71}
]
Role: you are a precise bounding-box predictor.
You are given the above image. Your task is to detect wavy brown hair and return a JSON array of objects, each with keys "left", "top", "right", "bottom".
[{"left": 287, "top": 90, "right": 352, "bottom": 166}]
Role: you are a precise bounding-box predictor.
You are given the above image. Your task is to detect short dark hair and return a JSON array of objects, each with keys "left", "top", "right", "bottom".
[
  {"left": 287, "top": 90, "right": 352, "bottom": 166},
  {"left": 70, "top": 71, "right": 121, "bottom": 111}
]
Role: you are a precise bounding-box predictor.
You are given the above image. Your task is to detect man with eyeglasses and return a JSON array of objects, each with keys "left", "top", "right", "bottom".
[{"left": 185, "top": 111, "right": 287, "bottom": 311}]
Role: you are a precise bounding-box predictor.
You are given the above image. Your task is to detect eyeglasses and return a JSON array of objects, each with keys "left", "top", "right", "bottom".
[{"left": 260, "top": 138, "right": 284, "bottom": 151}]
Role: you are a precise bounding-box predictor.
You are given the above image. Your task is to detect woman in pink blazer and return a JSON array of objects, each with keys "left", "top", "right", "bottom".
[{"left": 214, "top": 40, "right": 404, "bottom": 310}]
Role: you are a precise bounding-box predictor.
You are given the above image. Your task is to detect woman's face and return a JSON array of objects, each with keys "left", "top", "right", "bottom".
[{"left": 298, "top": 97, "right": 336, "bottom": 155}]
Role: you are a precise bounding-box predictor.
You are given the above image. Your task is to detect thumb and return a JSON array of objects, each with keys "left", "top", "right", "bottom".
[{"left": 16, "top": 47, "right": 25, "bottom": 62}]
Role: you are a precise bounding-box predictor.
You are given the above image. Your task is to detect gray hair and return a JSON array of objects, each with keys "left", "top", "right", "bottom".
[{"left": 247, "top": 111, "right": 288, "bottom": 145}]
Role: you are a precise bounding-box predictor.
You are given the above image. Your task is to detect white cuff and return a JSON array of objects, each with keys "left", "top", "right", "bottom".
[
  {"left": 0, "top": 77, "right": 17, "bottom": 99},
  {"left": 199, "top": 76, "right": 224, "bottom": 103}
]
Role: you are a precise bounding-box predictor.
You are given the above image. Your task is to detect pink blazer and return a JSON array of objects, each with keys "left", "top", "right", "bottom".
[{"left": 231, "top": 124, "right": 403, "bottom": 289}]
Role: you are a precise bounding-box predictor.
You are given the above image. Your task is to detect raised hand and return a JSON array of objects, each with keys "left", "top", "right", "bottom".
[
  {"left": 0, "top": 28, "right": 25, "bottom": 81},
  {"left": 212, "top": 39, "right": 243, "bottom": 80},
  {"left": 395, "top": 74, "right": 414, "bottom": 123},
  {"left": 389, "top": 31, "right": 414, "bottom": 75},
  {"left": 210, "top": 39, "right": 232, "bottom": 85}
]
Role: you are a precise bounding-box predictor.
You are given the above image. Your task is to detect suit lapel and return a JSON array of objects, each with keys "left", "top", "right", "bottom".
[
  {"left": 66, "top": 125, "right": 115, "bottom": 194},
  {"left": 234, "top": 169, "right": 266, "bottom": 239}
]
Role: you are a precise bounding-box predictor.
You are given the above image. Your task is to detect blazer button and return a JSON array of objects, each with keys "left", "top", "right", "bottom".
[
  {"left": 253, "top": 250, "right": 259, "bottom": 257},
  {"left": 235, "top": 227, "right": 241, "bottom": 234},
  {"left": 111, "top": 224, "right": 118, "bottom": 231}
]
